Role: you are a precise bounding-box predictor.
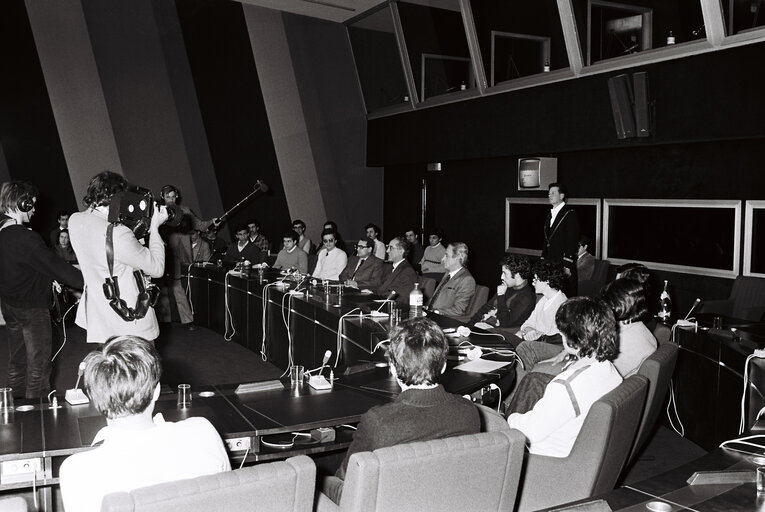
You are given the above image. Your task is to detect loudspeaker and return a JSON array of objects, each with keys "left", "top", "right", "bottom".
[
  {"left": 632, "top": 72, "right": 650, "bottom": 138},
  {"left": 607, "top": 74, "right": 635, "bottom": 139}
]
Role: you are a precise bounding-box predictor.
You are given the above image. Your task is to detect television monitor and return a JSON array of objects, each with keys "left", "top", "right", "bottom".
[{"left": 518, "top": 157, "right": 557, "bottom": 191}]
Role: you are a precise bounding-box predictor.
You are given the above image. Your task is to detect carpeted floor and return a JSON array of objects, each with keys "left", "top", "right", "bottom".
[{"left": 0, "top": 321, "right": 283, "bottom": 394}]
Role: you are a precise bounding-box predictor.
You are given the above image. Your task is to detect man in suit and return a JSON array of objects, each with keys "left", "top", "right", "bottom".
[
  {"left": 577, "top": 234, "right": 596, "bottom": 282},
  {"left": 340, "top": 237, "right": 384, "bottom": 290},
  {"left": 542, "top": 182, "right": 580, "bottom": 296},
  {"left": 426, "top": 242, "right": 476, "bottom": 316},
  {"left": 372, "top": 237, "right": 417, "bottom": 305}
]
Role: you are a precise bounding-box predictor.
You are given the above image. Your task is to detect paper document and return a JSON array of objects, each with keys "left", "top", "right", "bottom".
[{"left": 454, "top": 358, "right": 511, "bottom": 373}]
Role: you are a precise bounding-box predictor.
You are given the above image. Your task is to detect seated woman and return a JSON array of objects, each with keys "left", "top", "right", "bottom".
[
  {"left": 469, "top": 254, "right": 536, "bottom": 330},
  {"left": 507, "top": 297, "right": 622, "bottom": 457},
  {"left": 322, "top": 317, "right": 480, "bottom": 504},
  {"left": 55, "top": 229, "right": 78, "bottom": 265}
]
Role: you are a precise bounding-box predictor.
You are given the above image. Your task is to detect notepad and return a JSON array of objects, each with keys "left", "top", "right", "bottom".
[{"left": 454, "top": 359, "right": 511, "bottom": 373}]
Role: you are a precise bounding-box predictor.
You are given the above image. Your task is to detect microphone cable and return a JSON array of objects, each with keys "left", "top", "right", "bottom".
[{"left": 52, "top": 298, "right": 80, "bottom": 362}]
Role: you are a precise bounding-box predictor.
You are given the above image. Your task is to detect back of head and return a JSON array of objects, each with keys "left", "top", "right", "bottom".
[
  {"left": 84, "top": 171, "right": 127, "bottom": 207},
  {"left": 0, "top": 181, "right": 38, "bottom": 214},
  {"left": 387, "top": 317, "right": 447, "bottom": 386},
  {"left": 600, "top": 278, "right": 648, "bottom": 323},
  {"left": 83, "top": 336, "right": 162, "bottom": 419},
  {"left": 555, "top": 297, "right": 618, "bottom": 362}
]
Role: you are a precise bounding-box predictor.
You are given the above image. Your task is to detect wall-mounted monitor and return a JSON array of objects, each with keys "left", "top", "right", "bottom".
[
  {"left": 604, "top": 199, "right": 741, "bottom": 278},
  {"left": 744, "top": 200, "right": 765, "bottom": 277},
  {"left": 517, "top": 157, "right": 557, "bottom": 191},
  {"left": 505, "top": 198, "right": 601, "bottom": 258}
]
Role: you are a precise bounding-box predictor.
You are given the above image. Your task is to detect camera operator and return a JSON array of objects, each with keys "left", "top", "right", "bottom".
[
  {"left": 159, "top": 185, "right": 219, "bottom": 330},
  {"left": 69, "top": 171, "right": 168, "bottom": 344},
  {"left": 0, "top": 181, "right": 83, "bottom": 399}
]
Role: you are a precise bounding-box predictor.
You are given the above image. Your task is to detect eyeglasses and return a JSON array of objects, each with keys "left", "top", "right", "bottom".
[
  {"left": 356, "top": 244, "right": 370, "bottom": 249},
  {"left": 323, "top": 238, "right": 335, "bottom": 243}
]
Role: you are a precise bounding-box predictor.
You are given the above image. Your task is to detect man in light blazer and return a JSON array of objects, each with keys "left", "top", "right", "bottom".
[
  {"left": 371, "top": 237, "right": 417, "bottom": 305},
  {"left": 340, "top": 237, "right": 385, "bottom": 290},
  {"left": 427, "top": 242, "right": 476, "bottom": 316}
]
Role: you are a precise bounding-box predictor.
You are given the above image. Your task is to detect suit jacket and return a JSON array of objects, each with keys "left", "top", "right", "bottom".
[
  {"left": 376, "top": 259, "right": 417, "bottom": 305},
  {"left": 339, "top": 254, "right": 385, "bottom": 289},
  {"left": 577, "top": 251, "right": 596, "bottom": 282},
  {"left": 429, "top": 267, "right": 476, "bottom": 316},
  {"left": 542, "top": 204, "right": 580, "bottom": 270}
]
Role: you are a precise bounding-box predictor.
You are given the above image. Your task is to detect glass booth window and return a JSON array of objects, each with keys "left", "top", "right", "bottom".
[
  {"left": 469, "top": 0, "right": 569, "bottom": 85},
  {"left": 398, "top": 0, "right": 473, "bottom": 101},
  {"left": 572, "top": 0, "right": 706, "bottom": 65},
  {"left": 723, "top": 0, "right": 765, "bottom": 36},
  {"left": 348, "top": 6, "right": 410, "bottom": 112}
]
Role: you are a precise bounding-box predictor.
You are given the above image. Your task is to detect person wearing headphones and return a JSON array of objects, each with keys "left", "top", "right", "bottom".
[
  {"left": 69, "top": 172, "right": 168, "bottom": 344},
  {"left": 159, "top": 185, "right": 220, "bottom": 330},
  {"left": 0, "top": 181, "right": 83, "bottom": 399}
]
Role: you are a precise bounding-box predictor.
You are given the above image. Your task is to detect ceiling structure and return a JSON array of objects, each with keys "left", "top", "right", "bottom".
[{"left": 236, "top": 0, "right": 385, "bottom": 24}]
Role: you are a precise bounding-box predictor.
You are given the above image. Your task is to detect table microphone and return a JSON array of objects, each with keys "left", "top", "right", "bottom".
[
  {"left": 684, "top": 298, "right": 702, "bottom": 320},
  {"left": 65, "top": 362, "right": 90, "bottom": 405},
  {"left": 308, "top": 350, "right": 334, "bottom": 390}
]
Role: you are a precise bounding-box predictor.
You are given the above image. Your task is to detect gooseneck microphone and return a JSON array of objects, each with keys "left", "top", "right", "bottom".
[
  {"left": 684, "top": 298, "right": 702, "bottom": 320},
  {"left": 375, "top": 290, "right": 398, "bottom": 312},
  {"left": 74, "top": 361, "right": 86, "bottom": 390}
]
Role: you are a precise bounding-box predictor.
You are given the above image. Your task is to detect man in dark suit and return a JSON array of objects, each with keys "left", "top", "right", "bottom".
[
  {"left": 372, "top": 237, "right": 417, "bottom": 305},
  {"left": 542, "top": 182, "right": 580, "bottom": 296},
  {"left": 426, "top": 242, "right": 476, "bottom": 316},
  {"left": 340, "top": 237, "right": 384, "bottom": 290}
]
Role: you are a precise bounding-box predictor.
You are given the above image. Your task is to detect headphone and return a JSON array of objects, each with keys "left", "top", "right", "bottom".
[{"left": 18, "top": 195, "right": 35, "bottom": 213}]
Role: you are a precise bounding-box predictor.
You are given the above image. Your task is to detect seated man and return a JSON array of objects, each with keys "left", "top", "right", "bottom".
[
  {"left": 339, "top": 237, "right": 384, "bottom": 289},
  {"left": 576, "top": 235, "right": 596, "bottom": 282},
  {"left": 292, "top": 219, "right": 313, "bottom": 254},
  {"left": 272, "top": 231, "right": 308, "bottom": 274},
  {"left": 322, "top": 317, "right": 480, "bottom": 504},
  {"left": 469, "top": 254, "right": 536, "bottom": 329},
  {"left": 190, "top": 229, "right": 212, "bottom": 263},
  {"left": 373, "top": 237, "right": 417, "bottom": 305},
  {"left": 313, "top": 228, "right": 347, "bottom": 281},
  {"left": 247, "top": 218, "right": 270, "bottom": 253},
  {"left": 420, "top": 228, "right": 446, "bottom": 278},
  {"left": 59, "top": 336, "right": 230, "bottom": 512},
  {"left": 223, "top": 224, "right": 261, "bottom": 264},
  {"left": 426, "top": 242, "right": 476, "bottom": 316},
  {"left": 507, "top": 297, "right": 622, "bottom": 457},
  {"left": 405, "top": 228, "right": 424, "bottom": 272}
]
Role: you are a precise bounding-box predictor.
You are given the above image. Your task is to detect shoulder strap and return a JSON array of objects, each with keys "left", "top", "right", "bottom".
[{"left": 106, "top": 224, "right": 115, "bottom": 277}]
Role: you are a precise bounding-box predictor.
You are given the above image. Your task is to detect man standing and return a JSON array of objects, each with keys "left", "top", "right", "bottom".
[
  {"left": 69, "top": 171, "right": 168, "bottom": 344},
  {"left": 49, "top": 210, "right": 70, "bottom": 246},
  {"left": 373, "top": 237, "right": 417, "bottom": 305},
  {"left": 60, "top": 336, "right": 230, "bottom": 512},
  {"left": 272, "top": 231, "right": 308, "bottom": 274},
  {"left": 365, "top": 223, "right": 386, "bottom": 260},
  {"left": 247, "top": 219, "right": 270, "bottom": 253},
  {"left": 426, "top": 242, "right": 476, "bottom": 316},
  {"left": 405, "top": 228, "right": 424, "bottom": 272},
  {"left": 160, "top": 185, "right": 219, "bottom": 330},
  {"left": 0, "top": 182, "right": 83, "bottom": 398},
  {"left": 542, "top": 183, "right": 580, "bottom": 295},
  {"left": 339, "top": 237, "right": 384, "bottom": 290},
  {"left": 312, "top": 228, "right": 347, "bottom": 281},
  {"left": 292, "top": 219, "right": 313, "bottom": 254}
]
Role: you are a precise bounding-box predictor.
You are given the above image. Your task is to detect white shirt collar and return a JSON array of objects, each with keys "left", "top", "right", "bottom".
[
  {"left": 448, "top": 267, "right": 462, "bottom": 279},
  {"left": 543, "top": 290, "right": 564, "bottom": 310},
  {"left": 550, "top": 202, "right": 565, "bottom": 224},
  {"left": 391, "top": 259, "right": 403, "bottom": 270}
]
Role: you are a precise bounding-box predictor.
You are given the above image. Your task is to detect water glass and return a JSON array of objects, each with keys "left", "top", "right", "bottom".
[
  {"left": 0, "top": 388, "right": 13, "bottom": 413},
  {"left": 177, "top": 384, "right": 192, "bottom": 409},
  {"left": 290, "top": 366, "right": 305, "bottom": 387}
]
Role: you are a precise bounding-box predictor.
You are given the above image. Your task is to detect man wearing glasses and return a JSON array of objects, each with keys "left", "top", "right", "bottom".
[
  {"left": 339, "top": 237, "right": 384, "bottom": 289},
  {"left": 373, "top": 237, "right": 417, "bottom": 305},
  {"left": 312, "top": 228, "right": 347, "bottom": 281}
]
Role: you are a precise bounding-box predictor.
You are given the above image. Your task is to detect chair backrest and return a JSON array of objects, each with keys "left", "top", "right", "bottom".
[
  {"left": 730, "top": 276, "right": 765, "bottom": 321},
  {"left": 652, "top": 323, "right": 671, "bottom": 345},
  {"left": 475, "top": 403, "right": 511, "bottom": 432},
  {"left": 628, "top": 342, "right": 679, "bottom": 464},
  {"left": 465, "top": 285, "right": 490, "bottom": 318},
  {"left": 339, "top": 430, "right": 526, "bottom": 512},
  {"left": 0, "top": 497, "right": 27, "bottom": 512},
  {"left": 307, "top": 253, "right": 318, "bottom": 275},
  {"left": 516, "top": 375, "right": 648, "bottom": 512},
  {"left": 100, "top": 455, "right": 315, "bottom": 512},
  {"left": 578, "top": 259, "right": 610, "bottom": 298},
  {"left": 418, "top": 276, "right": 437, "bottom": 301}
]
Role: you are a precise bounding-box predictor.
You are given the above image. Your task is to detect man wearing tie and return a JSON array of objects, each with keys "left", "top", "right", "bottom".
[
  {"left": 373, "top": 237, "right": 417, "bottom": 305},
  {"left": 340, "top": 237, "right": 384, "bottom": 289},
  {"left": 542, "top": 183, "right": 580, "bottom": 296},
  {"left": 427, "top": 242, "right": 476, "bottom": 316}
]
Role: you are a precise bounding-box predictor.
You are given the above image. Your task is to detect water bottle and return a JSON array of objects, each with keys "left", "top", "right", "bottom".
[
  {"left": 409, "top": 283, "right": 423, "bottom": 318},
  {"left": 658, "top": 280, "right": 672, "bottom": 323}
]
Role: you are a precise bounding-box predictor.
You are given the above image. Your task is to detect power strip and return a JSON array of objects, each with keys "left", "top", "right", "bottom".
[
  {"left": 308, "top": 376, "right": 332, "bottom": 390},
  {"left": 675, "top": 319, "right": 697, "bottom": 330}
]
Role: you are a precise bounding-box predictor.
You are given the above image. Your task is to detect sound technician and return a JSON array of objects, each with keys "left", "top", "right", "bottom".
[
  {"left": 0, "top": 181, "right": 83, "bottom": 399},
  {"left": 69, "top": 171, "right": 168, "bottom": 344}
]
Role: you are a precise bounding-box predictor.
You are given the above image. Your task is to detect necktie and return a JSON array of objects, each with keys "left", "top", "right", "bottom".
[
  {"left": 352, "top": 258, "right": 365, "bottom": 278},
  {"left": 427, "top": 273, "right": 451, "bottom": 308}
]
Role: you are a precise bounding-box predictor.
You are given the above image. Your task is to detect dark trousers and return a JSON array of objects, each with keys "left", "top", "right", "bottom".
[{"left": 1, "top": 302, "right": 52, "bottom": 399}]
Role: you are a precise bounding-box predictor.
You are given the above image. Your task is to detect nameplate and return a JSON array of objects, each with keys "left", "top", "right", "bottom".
[
  {"left": 235, "top": 380, "right": 284, "bottom": 394},
  {"left": 686, "top": 469, "right": 755, "bottom": 485}
]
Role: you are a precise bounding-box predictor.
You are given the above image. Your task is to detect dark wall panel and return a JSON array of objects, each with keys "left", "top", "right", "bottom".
[
  {"left": 0, "top": 1, "right": 77, "bottom": 234},
  {"left": 175, "top": 0, "right": 290, "bottom": 245}
]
